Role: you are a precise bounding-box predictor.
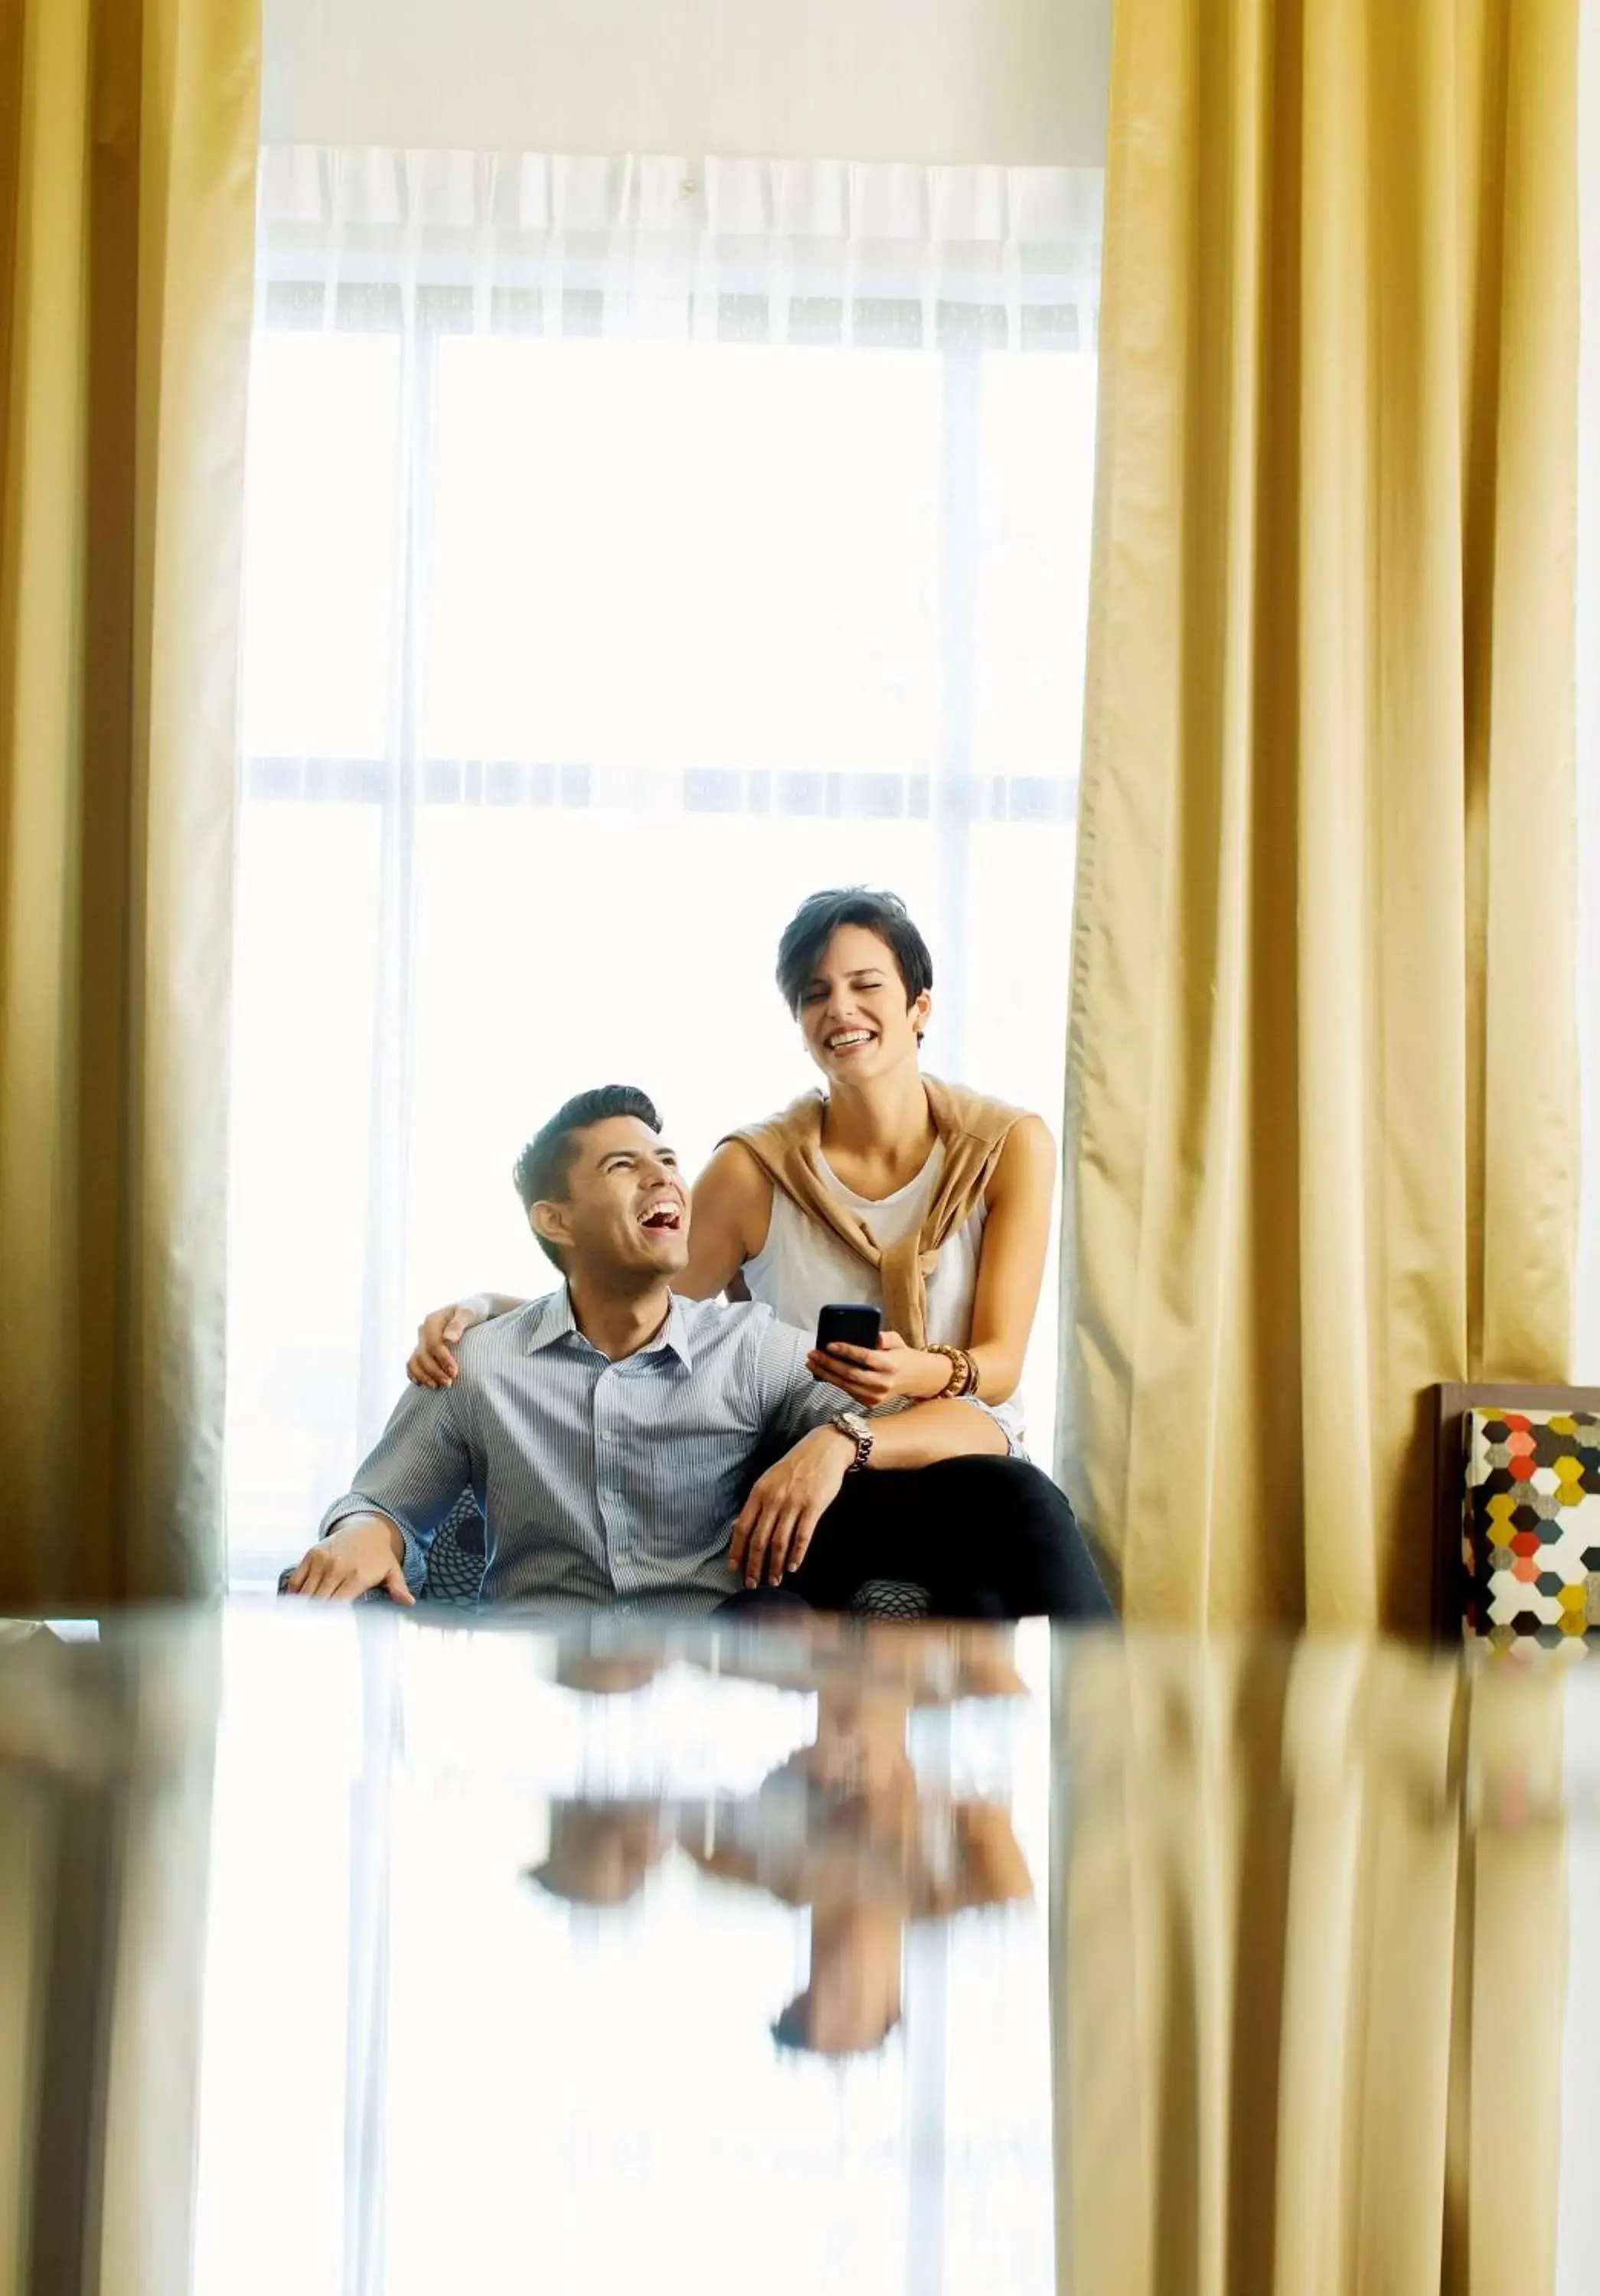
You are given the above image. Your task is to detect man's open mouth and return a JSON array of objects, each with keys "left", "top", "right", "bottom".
[{"left": 639, "top": 1204, "right": 682, "bottom": 1231}]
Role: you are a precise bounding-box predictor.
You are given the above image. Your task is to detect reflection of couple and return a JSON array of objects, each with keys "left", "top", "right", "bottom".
[
  {"left": 531, "top": 1669, "right": 1033, "bottom": 2059},
  {"left": 288, "top": 887, "right": 1109, "bottom": 1619}
]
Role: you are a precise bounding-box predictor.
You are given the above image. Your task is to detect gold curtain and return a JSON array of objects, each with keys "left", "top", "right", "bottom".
[
  {"left": 0, "top": 1623, "right": 220, "bottom": 2294},
  {"left": 1063, "top": 0, "right": 1581, "bottom": 1628},
  {"left": 1056, "top": 1639, "right": 1568, "bottom": 2296},
  {"left": 0, "top": 0, "right": 259, "bottom": 1603}
]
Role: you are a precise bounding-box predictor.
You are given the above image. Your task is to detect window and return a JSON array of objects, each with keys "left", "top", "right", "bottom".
[{"left": 226, "top": 152, "right": 1102, "bottom": 1583}]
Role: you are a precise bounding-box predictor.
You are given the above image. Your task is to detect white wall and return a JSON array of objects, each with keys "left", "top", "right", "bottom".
[{"left": 260, "top": 0, "right": 1110, "bottom": 165}]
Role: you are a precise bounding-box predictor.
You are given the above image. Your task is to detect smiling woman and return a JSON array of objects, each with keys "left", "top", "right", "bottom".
[{"left": 707, "top": 891, "right": 1052, "bottom": 1434}]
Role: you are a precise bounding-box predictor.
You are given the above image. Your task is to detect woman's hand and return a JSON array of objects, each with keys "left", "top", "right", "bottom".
[
  {"left": 407, "top": 1302, "right": 485, "bottom": 1388},
  {"left": 804, "top": 1329, "right": 952, "bottom": 1408}
]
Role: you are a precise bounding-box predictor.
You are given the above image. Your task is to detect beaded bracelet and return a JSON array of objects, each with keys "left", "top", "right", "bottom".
[
  {"left": 932, "top": 1344, "right": 978, "bottom": 1398},
  {"left": 932, "top": 1345, "right": 964, "bottom": 1395}
]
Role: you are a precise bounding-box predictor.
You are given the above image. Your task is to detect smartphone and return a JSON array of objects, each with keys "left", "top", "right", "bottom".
[{"left": 815, "top": 1303, "right": 883, "bottom": 1354}]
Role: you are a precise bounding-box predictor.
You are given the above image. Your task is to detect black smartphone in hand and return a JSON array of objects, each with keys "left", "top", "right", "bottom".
[{"left": 815, "top": 1303, "right": 883, "bottom": 1354}]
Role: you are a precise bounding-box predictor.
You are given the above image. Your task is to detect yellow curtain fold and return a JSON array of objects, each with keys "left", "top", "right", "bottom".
[
  {"left": 0, "top": 0, "right": 259, "bottom": 1602},
  {"left": 0, "top": 1626, "right": 220, "bottom": 2293},
  {"left": 1064, "top": 0, "right": 1580, "bottom": 1628},
  {"left": 1056, "top": 1639, "right": 1569, "bottom": 2296}
]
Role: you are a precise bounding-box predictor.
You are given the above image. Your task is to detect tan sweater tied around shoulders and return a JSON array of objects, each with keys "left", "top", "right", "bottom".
[{"left": 723, "top": 1077, "right": 1023, "bottom": 1349}]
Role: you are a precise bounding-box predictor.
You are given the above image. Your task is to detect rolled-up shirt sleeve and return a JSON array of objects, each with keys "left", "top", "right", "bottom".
[{"left": 318, "top": 1381, "right": 475, "bottom": 1596}]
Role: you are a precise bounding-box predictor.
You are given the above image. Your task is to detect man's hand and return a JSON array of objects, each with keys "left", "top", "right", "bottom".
[
  {"left": 728, "top": 1426, "right": 854, "bottom": 1590},
  {"left": 286, "top": 1515, "right": 416, "bottom": 1604},
  {"left": 407, "top": 1301, "right": 485, "bottom": 1388}
]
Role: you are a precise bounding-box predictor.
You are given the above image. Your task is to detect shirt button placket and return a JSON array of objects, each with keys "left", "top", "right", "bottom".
[{"left": 594, "top": 1363, "right": 629, "bottom": 1595}]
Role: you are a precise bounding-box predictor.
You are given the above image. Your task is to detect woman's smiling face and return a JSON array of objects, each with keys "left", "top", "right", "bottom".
[{"left": 796, "top": 924, "right": 931, "bottom": 1084}]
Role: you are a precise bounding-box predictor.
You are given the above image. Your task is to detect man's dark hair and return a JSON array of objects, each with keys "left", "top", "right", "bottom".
[
  {"left": 775, "top": 888, "right": 933, "bottom": 1028},
  {"left": 512, "top": 1085, "right": 662, "bottom": 1268}
]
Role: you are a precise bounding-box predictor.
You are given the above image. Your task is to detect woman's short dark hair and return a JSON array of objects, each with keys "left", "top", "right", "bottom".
[
  {"left": 512, "top": 1085, "right": 661, "bottom": 1267},
  {"left": 775, "top": 888, "right": 934, "bottom": 1019},
  {"left": 769, "top": 1994, "right": 902, "bottom": 2056}
]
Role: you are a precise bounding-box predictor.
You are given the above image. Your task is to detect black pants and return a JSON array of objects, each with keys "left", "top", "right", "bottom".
[{"left": 721, "top": 1455, "right": 1113, "bottom": 1623}]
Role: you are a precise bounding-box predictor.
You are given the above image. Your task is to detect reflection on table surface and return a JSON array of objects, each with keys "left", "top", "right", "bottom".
[{"left": 0, "top": 1608, "right": 1595, "bottom": 2295}]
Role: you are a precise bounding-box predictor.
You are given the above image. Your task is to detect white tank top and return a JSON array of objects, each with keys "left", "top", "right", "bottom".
[{"left": 740, "top": 1141, "right": 1026, "bottom": 1442}]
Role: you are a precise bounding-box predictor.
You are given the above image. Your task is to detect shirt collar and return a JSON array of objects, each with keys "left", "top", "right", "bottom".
[
  {"left": 524, "top": 1286, "right": 694, "bottom": 1368},
  {"left": 651, "top": 1293, "right": 695, "bottom": 1368},
  {"left": 523, "top": 1286, "right": 579, "bottom": 1353}
]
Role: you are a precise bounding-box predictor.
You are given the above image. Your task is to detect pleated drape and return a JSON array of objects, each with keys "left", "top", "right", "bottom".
[
  {"left": 1064, "top": 0, "right": 1579, "bottom": 1628},
  {"left": 1057, "top": 1639, "right": 1567, "bottom": 2295},
  {"left": 0, "top": 0, "right": 259, "bottom": 1602}
]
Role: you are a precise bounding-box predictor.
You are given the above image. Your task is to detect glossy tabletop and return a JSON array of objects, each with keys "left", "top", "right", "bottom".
[{"left": 1, "top": 1608, "right": 1596, "bottom": 2296}]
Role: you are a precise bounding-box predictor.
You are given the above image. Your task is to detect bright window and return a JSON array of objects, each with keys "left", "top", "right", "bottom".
[{"left": 226, "top": 152, "right": 1101, "bottom": 1584}]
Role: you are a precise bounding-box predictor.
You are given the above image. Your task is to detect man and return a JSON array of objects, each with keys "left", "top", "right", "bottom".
[{"left": 287, "top": 1084, "right": 1016, "bottom": 1616}]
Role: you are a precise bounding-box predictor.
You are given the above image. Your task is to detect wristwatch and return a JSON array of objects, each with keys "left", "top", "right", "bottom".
[{"left": 831, "top": 1409, "right": 875, "bottom": 1473}]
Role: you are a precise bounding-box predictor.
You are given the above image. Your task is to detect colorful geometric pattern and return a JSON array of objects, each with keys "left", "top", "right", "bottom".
[{"left": 1461, "top": 1408, "right": 1600, "bottom": 1656}]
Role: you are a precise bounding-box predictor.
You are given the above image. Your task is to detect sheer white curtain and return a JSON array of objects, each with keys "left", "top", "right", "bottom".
[{"left": 227, "top": 147, "right": 1102, "bottom": 1583}]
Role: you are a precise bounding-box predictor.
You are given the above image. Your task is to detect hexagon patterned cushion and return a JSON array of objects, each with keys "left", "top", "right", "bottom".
[{"left": 1462, "top": 1408, "right": 1600, "bottom": 1653}]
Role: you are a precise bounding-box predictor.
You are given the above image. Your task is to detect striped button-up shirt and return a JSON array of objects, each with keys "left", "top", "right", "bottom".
[{"left": 318, "top": 1287, "right": 849, "bottom": 1616}]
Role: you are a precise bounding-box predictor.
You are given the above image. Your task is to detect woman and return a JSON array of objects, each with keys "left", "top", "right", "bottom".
[{"left": 410, "top": 887, "right": 1109, "bottom": 1617}]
